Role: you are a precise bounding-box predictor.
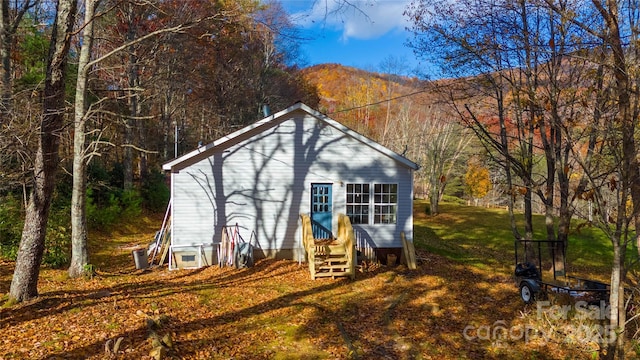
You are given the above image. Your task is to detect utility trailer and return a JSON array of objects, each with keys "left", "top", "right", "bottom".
[{"left": 514, "top": 239, "right": 609, "bottom": 305}]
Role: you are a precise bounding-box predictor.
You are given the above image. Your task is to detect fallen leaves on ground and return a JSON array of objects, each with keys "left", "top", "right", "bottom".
[{"left": 0, "top": 217, "right": 592, "bottom": 359}]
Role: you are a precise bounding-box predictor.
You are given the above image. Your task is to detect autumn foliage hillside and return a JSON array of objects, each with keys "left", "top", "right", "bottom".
[
  {"left": 301, "top": 64, "right": 557, "bottom": 153},
  {"left": 301, "top": 64, "right": 433, "bottom": 139}
]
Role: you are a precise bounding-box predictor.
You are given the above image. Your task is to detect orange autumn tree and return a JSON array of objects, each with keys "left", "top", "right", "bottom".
[{"left": 464, "top": 159, "right": 491, "bottom": 206}]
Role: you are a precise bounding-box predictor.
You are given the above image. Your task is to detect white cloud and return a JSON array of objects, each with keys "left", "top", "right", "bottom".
[{"left": 289, "top": 0, "right": 411, "bottom": 41}]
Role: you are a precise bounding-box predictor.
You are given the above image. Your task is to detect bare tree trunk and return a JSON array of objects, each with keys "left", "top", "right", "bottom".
[
  {"left": 0, "top": 0, "right": 10, "bottom": 115},
  {"left": 138, "top": 118, "right": 147, "bottom": 182},
  {"left": 0, "top": 0, "right": 38, "bottom": 117},
  {"left": 123, "top": 2, "right": 138, "bottom": 190},
  {"left": 596, "top": 1, "right": 639, "bottom": 356},
  {"left": 607, "top": 241, "right": 623, "bottom": 359},
  {"left": 8, "top": 0, "right": 77, "bottom": 302},
  {"left": 69, "top": 0, "right": 96, "bottom": 279}
]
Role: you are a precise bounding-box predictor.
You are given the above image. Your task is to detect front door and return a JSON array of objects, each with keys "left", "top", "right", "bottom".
[{"left": 311, "top": 183, "right": 332, "bottom": 239}]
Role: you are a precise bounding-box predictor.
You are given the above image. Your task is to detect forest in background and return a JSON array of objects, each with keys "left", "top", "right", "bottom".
[
  {"left": 2, "top": 0, "right": 320, "bottom": 192},
  {"left": 0, "top": 0, "right": 322, "bottom": 269},
  {"left": 1, "top": 0, "right": 639, "bottom": 357},
  {"left": 0, "top": 0, "right": 479, "bottom": 272},
  {"left": 0, "top": 0, "right": 631, "bottom": 277}
]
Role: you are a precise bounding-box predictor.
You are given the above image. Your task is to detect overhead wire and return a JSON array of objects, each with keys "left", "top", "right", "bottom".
[{"left": 326, "top": 87, "right": 430, "bottom": 115}]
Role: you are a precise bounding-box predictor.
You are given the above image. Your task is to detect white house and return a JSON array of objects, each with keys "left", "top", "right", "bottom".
[{"left": 162, "top": 102, "right": 418, "bottom": 269}]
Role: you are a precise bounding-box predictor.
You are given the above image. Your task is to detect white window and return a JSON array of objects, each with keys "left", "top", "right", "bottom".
[
  {"left": 346, "top": 183, "right": 397, "bottom": 224},
  {"left": 346, "top": 183, "right": 369, "bottom": 224},
  {"left": 374, "top": 184, "right": 397, "bottom": 224}
]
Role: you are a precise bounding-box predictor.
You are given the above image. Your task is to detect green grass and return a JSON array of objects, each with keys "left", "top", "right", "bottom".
[{"left": 412, "top": 200, "right": 627, "bottom": 278}]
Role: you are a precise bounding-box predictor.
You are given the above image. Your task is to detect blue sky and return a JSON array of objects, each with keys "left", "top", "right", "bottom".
[{"left": 281, "top": 0, "right": 421, "bottom": 74}]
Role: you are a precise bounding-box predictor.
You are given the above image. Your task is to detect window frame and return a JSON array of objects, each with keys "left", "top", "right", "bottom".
[
  {"left": 345, "top": 182, "right": 398, "bottom": 225},
  {"left": 373, "top": 183, "right": 398, "bottom": 224},
  {"left": 346, "top": 183, "right": 370, "bottom": 224}
]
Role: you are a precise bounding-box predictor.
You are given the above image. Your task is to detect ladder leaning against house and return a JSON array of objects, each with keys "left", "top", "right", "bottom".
[{"left": 149, "top": 199, "right": 172, "bottom": 267}]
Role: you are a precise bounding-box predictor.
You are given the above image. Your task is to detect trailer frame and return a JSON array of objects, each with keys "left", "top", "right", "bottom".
[{"left": 514, "top": 239, "right": 610, "bottom": 305}]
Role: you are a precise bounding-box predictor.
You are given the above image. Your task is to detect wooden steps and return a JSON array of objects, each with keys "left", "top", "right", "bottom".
[
  {"left": 313, "top": 253, "right": 351, "bottom": 279},
  {"left": 300, "top": 213, "right": 355, "bottom": 280}
]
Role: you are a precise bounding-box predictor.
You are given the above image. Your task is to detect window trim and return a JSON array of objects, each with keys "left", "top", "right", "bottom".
[
  {"left": 373, "top": 183, "right": 398, "bottom": 224},
  {"left": 346, "top": 183, "right": 370, "bottom": 224},
  {"left": 345, "top": 182, "right": 398, "bottom": 225}
]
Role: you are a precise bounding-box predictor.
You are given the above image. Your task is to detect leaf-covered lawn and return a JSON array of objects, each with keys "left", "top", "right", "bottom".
[
  {"left": 0, "top": 210, "right": 605, "bottom": 359},
  {"left": 1, "top": 256, "right": 565, "bottom": 359}
]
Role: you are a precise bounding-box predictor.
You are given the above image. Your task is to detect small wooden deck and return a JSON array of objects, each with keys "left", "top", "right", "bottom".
[{"left": 300, "top": 213, "right": 356, "bottom": 280}]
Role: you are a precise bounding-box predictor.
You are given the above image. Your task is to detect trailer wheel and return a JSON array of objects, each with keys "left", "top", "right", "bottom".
[{"left": 520, "top": 282, "right": 536, "bottom": 304}]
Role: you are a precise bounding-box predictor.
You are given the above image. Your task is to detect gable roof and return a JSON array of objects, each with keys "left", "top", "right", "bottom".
[{"left": 162, "top": 102, "right": 419, "bottom": 172}]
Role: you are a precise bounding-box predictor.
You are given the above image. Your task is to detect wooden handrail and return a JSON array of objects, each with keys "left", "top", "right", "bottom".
[{"left": 300, "top": 213, "right": 355, "bottom": 280}]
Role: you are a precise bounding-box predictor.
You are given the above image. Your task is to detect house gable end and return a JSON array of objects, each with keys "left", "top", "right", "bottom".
[{"left": 162, "top": 103, "right": 418, "bottom": 173}]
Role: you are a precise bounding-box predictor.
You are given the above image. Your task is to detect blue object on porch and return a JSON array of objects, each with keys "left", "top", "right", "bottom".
[{"left": 311, "top": 183, "right": 333, "bottom": 238}]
